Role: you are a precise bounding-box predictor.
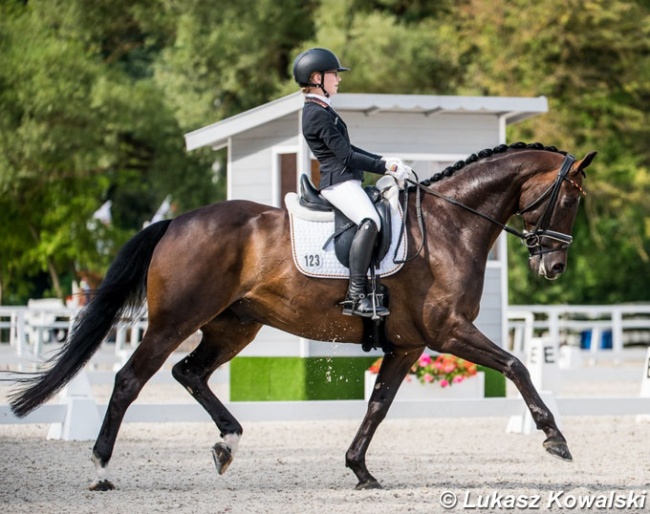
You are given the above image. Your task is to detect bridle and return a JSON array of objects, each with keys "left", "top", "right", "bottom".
[
  {"left": 397, "top": 154, "right": 585, "bottom": 262},
  {"left": 515, "top": 154, "right": 582, "bottom": 256}
]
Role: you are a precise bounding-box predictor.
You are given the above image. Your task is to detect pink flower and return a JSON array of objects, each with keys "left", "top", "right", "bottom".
[
  {"left": 423, "top": 373, "right": 434, "bottom": 383},
  {"left": 439, "top": 379, "right": 449, "bottom": 388},
  {"left": 419, "top": 354, "right": 432, "bottom": 367},
  {"left": 442, "top": 363, "right": 456, "bottom": 373},
  {"left": 453, "top": 375, "right": 464, "bottom": 384}
]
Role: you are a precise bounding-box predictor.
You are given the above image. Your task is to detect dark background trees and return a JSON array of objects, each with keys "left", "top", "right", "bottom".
[{"left": 1, "top": 0, "right": 648, "bottom": 305}]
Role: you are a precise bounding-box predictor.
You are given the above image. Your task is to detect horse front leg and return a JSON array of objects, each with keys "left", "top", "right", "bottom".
[
  {"left": 345, "top": 347, "right": 422, "bottom": 490},
  {"left": 441, "top": 320, "right": 571, "bottom": 461}
]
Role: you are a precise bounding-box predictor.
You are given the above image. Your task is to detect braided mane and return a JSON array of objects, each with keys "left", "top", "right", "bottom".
[{"left": 420, "top": 142, "right": 568, "bottom": 186}]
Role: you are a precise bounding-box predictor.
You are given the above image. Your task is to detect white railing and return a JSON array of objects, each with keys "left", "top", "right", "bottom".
[
  {"left": 2, "top": 303, "right": 650, "bottom": 438},
  {"left": 508, "top": 304, "right": 650, "bottom": 360},
  {"left": 0, "top": 303, "right": 147, "bottom": 361},
  {"left": 4, "top": 303, "right": 650, "bottom": 362},
  {"left": 5, "top": 300, "right": 650, "bottom": 357}
]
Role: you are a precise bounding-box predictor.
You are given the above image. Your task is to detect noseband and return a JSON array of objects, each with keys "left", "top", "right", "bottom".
[{"left": 407, "top": 154, "right": 585, "bottom": 260}]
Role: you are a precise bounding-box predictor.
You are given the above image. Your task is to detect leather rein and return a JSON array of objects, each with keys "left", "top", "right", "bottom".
[{"left": 394, "top": 154, "right": 583, "bottom": 262}]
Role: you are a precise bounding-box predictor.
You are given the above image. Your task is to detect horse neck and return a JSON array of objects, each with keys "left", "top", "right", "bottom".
[
  {"left": 425, "top": 150, "right": 553, "bottom": 248},
  {"left": 440, "top": 155, "right": 522, "bottom": 219},
  {"left": 438, "top": 150, "right": 559, "bottom": 220}
]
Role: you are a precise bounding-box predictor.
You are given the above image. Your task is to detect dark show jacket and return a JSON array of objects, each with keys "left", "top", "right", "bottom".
[{"left": 301, "top": 98, "right": 386, "bottom": 190}]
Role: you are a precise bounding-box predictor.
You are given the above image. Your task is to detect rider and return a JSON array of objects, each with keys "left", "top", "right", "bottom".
[{"left": 293, "top": 47, "right": 413, "bottom": 318}]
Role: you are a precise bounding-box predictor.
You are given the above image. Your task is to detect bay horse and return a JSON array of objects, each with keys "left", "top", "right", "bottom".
[{"left": 8, "top": 142, "right": 596, "bottom": 491}]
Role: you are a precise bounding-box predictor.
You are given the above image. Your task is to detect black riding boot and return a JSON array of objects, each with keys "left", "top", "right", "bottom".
[{"left": 342, "top": 219, "right": 389, "bottom": 318}]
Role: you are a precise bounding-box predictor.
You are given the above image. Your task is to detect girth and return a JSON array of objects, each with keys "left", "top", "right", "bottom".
[{"left": 299, "top": 175, "right": 392, "bottom": 267}]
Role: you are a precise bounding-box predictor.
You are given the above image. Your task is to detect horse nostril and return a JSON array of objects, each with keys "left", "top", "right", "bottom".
[{"left": 552, "top": 262, "right": 565, "bottom": 274}]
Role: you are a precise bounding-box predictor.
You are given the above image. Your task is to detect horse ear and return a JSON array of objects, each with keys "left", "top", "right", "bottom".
[{"left": 572, "top": 151, "right": 597, "bottom": 175}]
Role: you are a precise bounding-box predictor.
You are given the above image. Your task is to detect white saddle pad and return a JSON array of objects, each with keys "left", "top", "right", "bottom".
[{"left": 285, "top": 185, "right": 407, "bottom": 279}]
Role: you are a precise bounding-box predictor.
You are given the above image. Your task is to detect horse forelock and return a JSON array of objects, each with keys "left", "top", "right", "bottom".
[{"left": 419, "top": 142, "right": 569, "bottom": 187}]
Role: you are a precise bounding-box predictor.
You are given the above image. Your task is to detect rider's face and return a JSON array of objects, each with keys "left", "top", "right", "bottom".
[
  {"left": 310, "top": 70, "right": 342, "bottom": 97},
  {"left": 323, "top": 70, "right": 341, "bottom": 96}
]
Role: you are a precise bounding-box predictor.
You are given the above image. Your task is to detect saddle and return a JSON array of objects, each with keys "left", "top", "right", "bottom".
[{"left": 298, "top": 175, "right": 392, "bottom": 268}]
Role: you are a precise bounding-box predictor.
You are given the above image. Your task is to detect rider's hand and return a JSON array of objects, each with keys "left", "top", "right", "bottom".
[
  {"left": 383, "top": 157, "right": 414, "bottom": 187},
  {"left": 383, "top": 157, "right": 404, "bottom": 174}
]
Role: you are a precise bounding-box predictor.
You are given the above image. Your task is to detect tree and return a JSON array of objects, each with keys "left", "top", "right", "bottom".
[
  {"left": 0, "top": 0, "right": 218, "bottom": 303},
  {"left": 452, "top": 0, "right": 650, "bottom": 303},
  {"left": 2, "top": 0, "right": 650, "bottom": 306}
]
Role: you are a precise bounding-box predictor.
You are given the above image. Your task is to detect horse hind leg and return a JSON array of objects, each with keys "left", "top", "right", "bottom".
[
  {"left": 89, "top": 323, "right": 195, "bottom": 491},
  {"left": 171, "top": 311, "right": 262, "bottom": 476}
]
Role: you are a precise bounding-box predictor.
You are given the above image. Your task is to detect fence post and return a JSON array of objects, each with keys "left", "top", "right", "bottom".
[
  {"left": 637, "top": 347, "right": 650, "bottom": 423},
  {"left": 612, "top": 308, "right": 624, "bottom": 356},
  {"left": 13, "top": 310, "right": 27, "bottom": 358},
  {"left": 47, "top": 371, "right": 101, "bottom": 441},
  {"left": 506, "top": 337, "right": 563, "bottom": 434}
]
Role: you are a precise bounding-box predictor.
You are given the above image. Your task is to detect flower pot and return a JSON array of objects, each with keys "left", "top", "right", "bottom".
[{"left": 364, "top": 371, "right": 485, "bottom": 401}]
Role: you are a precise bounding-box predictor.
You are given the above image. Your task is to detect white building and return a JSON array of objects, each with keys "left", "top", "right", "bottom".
[{"left": 185, "top": 92, "right": 547, "bottom": 359}]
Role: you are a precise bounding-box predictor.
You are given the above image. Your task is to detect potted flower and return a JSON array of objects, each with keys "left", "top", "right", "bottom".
[{"left": 364, "top": 353, "right": 485, "bottom": 400}]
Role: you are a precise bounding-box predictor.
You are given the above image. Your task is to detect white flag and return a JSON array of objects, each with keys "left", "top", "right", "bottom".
[
  {"left": 92, "top": 200, "right": 112, "bottom": 225},
  {"left": 151, "top": 195, "right": 172, "bottom": 223}
]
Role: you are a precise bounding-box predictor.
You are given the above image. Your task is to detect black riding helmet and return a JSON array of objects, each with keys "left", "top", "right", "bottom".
[{"left": 293, "top": 48, "right": 349, "bottom": 97}]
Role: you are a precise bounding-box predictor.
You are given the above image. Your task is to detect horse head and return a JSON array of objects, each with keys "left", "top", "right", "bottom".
[{"left": 518, "top": 151, "right": 597, "bottom": 280}]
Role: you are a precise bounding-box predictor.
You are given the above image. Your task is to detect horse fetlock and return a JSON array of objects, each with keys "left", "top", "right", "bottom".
[
  {"left": 345, "top": 453, "right": 372, "bottom": 482},
  {"left": 90, "top": 452, "right": 115, "bottom": 491},
  {"left": 91, "top": 449, "right": 109, "bottom": 468},
  {"left": 222, "top": 433, "right": 241, "bottom": 455}
]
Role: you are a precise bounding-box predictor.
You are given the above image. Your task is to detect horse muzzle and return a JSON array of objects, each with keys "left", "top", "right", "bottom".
[{"left": 528, "top": 246, "right": 568, "bottom": 280}]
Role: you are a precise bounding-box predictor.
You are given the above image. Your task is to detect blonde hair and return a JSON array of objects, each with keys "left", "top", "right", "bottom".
[{"left": 300, "top": 72, "right": 321, "bottom": 94}]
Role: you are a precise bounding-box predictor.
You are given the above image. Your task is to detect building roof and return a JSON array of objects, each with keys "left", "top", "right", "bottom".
[{"left": 184, "top": 92, "right": 548, "bottom": 151}]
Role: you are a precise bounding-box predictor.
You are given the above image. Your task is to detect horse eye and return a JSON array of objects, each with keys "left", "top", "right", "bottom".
[{"left": 560, "top": 196, "right": 578, "bottom": 208}]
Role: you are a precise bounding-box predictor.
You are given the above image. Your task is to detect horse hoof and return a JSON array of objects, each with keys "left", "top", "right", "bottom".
[
  {"left": 543, "top": 438, "right": 573, "bottom": 462},
  {"left": 212, "top": 442, "right": 233, "bottom": 475},
  {"left": 89, "top": 479, "right": 115, "bottom": 491},
  {"left": 355, "top": 479, "right": 383, "bottom": 490}
]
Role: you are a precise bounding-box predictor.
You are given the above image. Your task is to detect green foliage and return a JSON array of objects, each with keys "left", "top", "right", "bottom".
[
  {"left": 0, "top": 0, "right": 221, "bottom": 302},
  {"left": 1, "top": 0, "right": 649, "bottom": 306},
  {"left": 454, "top": 0, "right": 650, "bottom": 304}
]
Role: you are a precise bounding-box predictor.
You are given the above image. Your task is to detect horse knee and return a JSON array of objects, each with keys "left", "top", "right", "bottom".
[
  {"left": 112, "top": 367, "right": 144, "bottom": 401},
  {"left": 503, "top": 356, "right": 529, "bottom": 382}
]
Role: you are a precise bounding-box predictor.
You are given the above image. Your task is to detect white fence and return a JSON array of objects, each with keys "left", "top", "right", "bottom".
[
  {"left": 0, "top": 303, "right": 147, "bottom": 361},
  {"left": 5, "top": 303, "right": 650, "bottom": 361},
  {"left": 2, "top": 302, "right": 650, "bottom": 439},
  {"left": 507, "top": 304, "right": 650, "bottom": 361}
]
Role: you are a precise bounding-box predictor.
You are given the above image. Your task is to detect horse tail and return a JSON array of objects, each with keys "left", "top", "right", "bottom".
[{"left": 8, "top": 219, "right": 172, "bottom": 417}]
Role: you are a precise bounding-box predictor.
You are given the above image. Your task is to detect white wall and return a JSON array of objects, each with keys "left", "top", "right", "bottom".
[
  {"left": 227, "top": 110, "right": 505, "bottom": 356},
  {"left": 229, "top": 115, "right": 299, "bottom": 204},
  {"left": 343, "top": 112, "right": 500, "bottom": 156}
]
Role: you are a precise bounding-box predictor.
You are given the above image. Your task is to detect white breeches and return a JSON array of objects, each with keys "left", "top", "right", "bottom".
[{"left": 320, "top": 180, "right": 381, "bottom": 230}]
